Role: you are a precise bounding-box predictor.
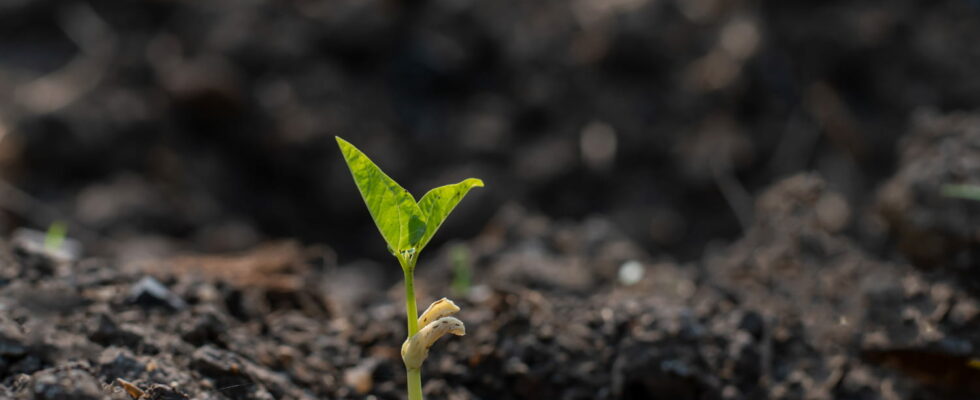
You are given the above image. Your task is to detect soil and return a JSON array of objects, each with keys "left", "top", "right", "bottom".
[
  {"left": 1, "top": 0, "right": 980, "bottom": 399},
  {"left": 1, "top": 166, "right": 979, "bottom": 399}
]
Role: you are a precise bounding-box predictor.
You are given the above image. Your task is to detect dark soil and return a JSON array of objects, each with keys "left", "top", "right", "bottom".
[
  {"left": 1, "top": 0, "right": 980, "bottom": 399},
  {"left": 1, "top": 166, "right": 980, "bottom": 399},
  {"left": 4, "top": 0, "right": 980, "bottom": 262}
]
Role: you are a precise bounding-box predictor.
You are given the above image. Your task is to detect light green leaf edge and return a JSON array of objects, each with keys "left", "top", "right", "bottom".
[
  {"left": 416, "top": 178, "right": 484, "bottom": 252},
  {"left": 336, "top": 137, "right": 427, "bottom": 256}
]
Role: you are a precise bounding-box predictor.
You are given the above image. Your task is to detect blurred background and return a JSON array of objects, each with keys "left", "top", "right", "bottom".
[
  {"left": 4, "top": 1, "right": 980, "bottom": 399},
  {"left": 0, "top": 0, "right": 978, "bottom": 263}
]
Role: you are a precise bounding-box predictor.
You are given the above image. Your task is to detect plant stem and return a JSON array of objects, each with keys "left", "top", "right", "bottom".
[
  {"left": 401, "top": 257, "right": 423, "bottom": 400},
  {"left": 406, "top": 368, "right": 423, "bottom": 400},
  {"left": 403, "top": 260, "right": 419, "bottom": 335}
]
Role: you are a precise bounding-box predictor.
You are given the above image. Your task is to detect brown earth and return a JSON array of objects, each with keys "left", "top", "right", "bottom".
[{"left": 2, "top": 137, "right": 980, "bottom": 398}]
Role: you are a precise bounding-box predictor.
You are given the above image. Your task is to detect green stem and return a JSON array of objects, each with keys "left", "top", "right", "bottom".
[
  {"left": 403, "top": 260, "right": 419, "bottom": 335},
  {"left": 401, "top": 256, "right": 423, "bottom": 400},
  {"left": 406, "top": 368, "right": 423, "bottom": 400}
]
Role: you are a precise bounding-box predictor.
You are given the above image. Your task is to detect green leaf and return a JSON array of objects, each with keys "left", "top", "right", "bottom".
[
  {"left": 336, "top": 137, "right": 427, "bottom": 255},
  {"left": 416, "top": 178, "right": 484, "bottom": 252}
]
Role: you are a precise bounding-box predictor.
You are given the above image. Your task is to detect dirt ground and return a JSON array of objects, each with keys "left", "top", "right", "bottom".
[
  {"left": 1, "top": 0, "right": 980, "bottom": 399},
  {"left": 2, "top": 147, "right": 980, "bottom": 399}
]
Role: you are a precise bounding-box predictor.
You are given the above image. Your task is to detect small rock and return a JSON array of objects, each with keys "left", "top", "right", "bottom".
[
  {"left": 129, "top": 277, "right": 187, "bottom": 310},
  {"left": 343, "top": 358, "right": 378, "bottom": 394},
  {"left": 98, "top": 348, "right": 144, "bottom": 382},
  {"left": 191, "top": 346, "right": 255, "bottom": 399},
  {"left": 143, "top": 384, "right": 190, "bottom": 400},
  {"left": 32, "top": 366, "right": 101, "bottom": 400},
  {"left": 0, "top": 319, "right": 27, "bottom": 358},
  {"left": 90, "top": 314, "right": 145, "bottom": 350},
  {"left": 179, "top": 310, "right": 227, "bottom": 346},
  {"left": 617, "top": 260, "right": 645, "bottom": 286}
]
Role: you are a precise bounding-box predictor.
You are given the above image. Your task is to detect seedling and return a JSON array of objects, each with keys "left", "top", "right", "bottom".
[
  {"left": 336, "top": 137, "right": 483, "bottom": 400},
  {"left": 44, "top": 220, "right": 68, "bottom": 251}
]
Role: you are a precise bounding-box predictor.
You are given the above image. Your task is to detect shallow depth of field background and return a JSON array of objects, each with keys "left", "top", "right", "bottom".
[
  {"left": 3, "top": 0, "right": 974, "bottom": 262},
  {"left": 1, "top": 1, "right": 980, "bottom": 399}
]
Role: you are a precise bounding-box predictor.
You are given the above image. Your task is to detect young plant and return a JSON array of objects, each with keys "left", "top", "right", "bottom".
[
  {"left": 335, "top": 137, "right": 483, "bottom": 400},
  {"left": 44, "top": 220, "right": 68, "bottom": 251}
]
